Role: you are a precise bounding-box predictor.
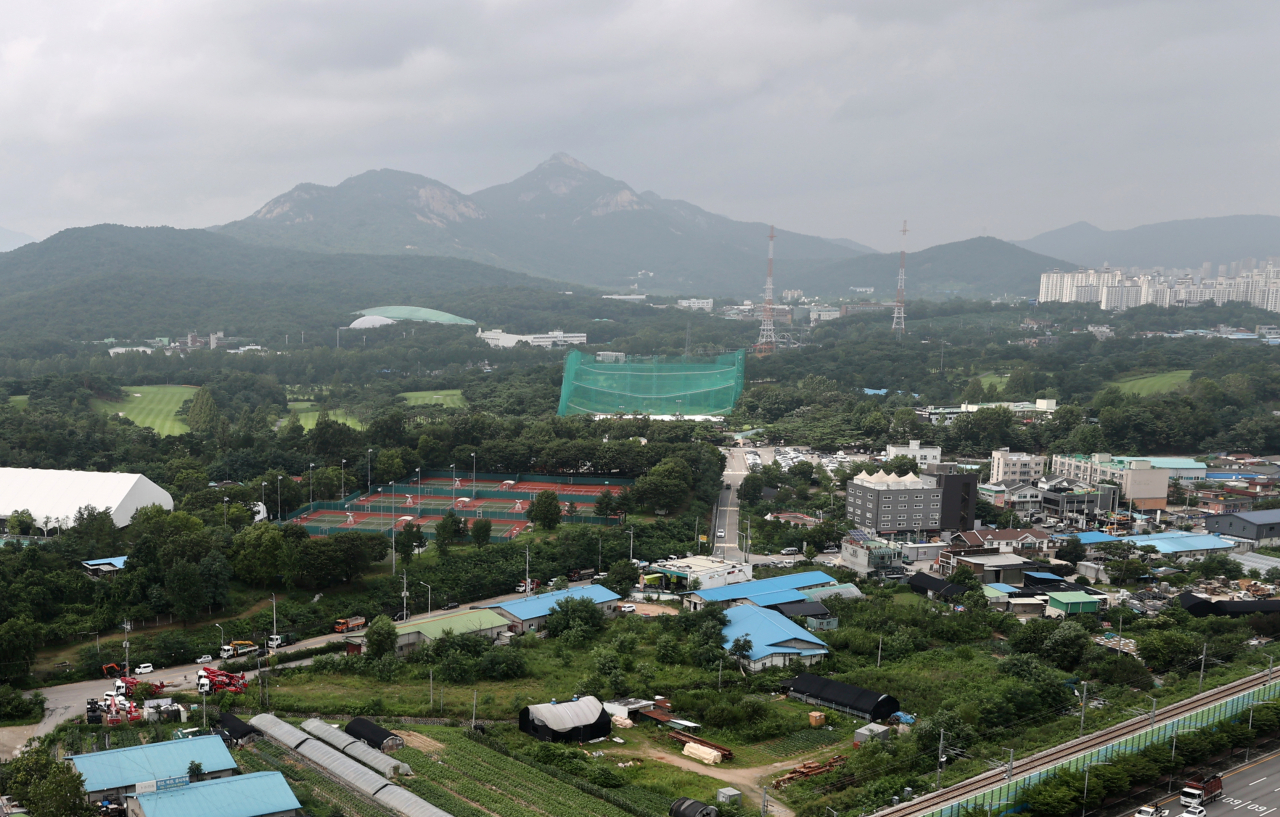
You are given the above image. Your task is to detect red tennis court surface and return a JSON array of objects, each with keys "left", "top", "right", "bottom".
[
  {"left": 291, "top": 508, "right": 530, "bottom": 540},
  {"left": 407, "top": 477, "right": 619, "bottom": 497}
]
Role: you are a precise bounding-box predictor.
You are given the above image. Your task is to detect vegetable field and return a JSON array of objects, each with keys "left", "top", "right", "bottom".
[
  {"left": 239, "top": 739, "right": 396, "bottom": 817},
  {"left": 393, "top": 727, "right": 643, "bottom": 817},
  {"left": 758, "top": 726, "right": 853, "bottom": 758}
]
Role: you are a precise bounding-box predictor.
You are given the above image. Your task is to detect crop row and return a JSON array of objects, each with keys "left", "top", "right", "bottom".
[
  {"left": 247, "top": 742, "right": 396, "bottom": 817},
  {"left": 759, "top": 727, "right": 851, "bottom": 758},
  {"left": 395, "top": 734, "right": 638, "bottom": 817}
]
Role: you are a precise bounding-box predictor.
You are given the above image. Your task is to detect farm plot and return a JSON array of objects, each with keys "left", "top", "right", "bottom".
[
  {"left": 757, "top": 726, "right": 854, "bottom": 758},
  {"left": 393, "top": 728, "right": 643, "bottom": 817},
  {"left": 239, "top": 739, "right": 397, "bottom": 817}
]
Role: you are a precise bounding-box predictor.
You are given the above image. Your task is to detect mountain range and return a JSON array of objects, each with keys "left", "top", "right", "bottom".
[
  {"left": 212, "top": 154, "right": 877, "bottom": 295},
  {"left": 1015, "top": 215, "right": 1280, "bottom": 269},
  {"left": 0, "top": 226, "right": 34, "bottom": 253}
]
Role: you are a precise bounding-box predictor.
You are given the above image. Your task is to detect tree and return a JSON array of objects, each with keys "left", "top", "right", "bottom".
[
  {"left": 737, "top": 473, "right": 765, "bottom": 505},
  {"left": 7, "top": 508, "right": 34, "bottom": 535},
  {"left": 1040, "top": 620, "right": 1090, "bottom": 671},
  {"left": 545, "top": 596, "right": 606, "bottom": 637},
  {"left": 602, "top": 558, "right": 640, "bottom": 598},
  {"left": 187, "top": 761, "right": 204, "bottom": 779},
  {"left": 471, "top": 518, "right": 492, "bottom": 546},
  {"left": 230, "top": 522, "right": 285, "bottom": 587},
  {"left": 728, "top": 635, "right": 754, "bottom": 675},
  {"left": 397, "top": 521, "right": 424, "bottom": 562},
  {"left": 185, "top": 387, "right": 222, "bottom": 436},
  {"left": 435, "top": 510, "right": 463, "bottom": 545},
  {"left": 197, "top": 549, "right": 233, "bottom": 610},
  {"left": 655, "top": 633, "right": 683, "bottom": 664},
  {"left": 2, "top": 744, "right": 96, "bottom": 817},
  {"left": 165, "top": 560, "right": 205, "bottom": 626},
  {"left": 634, "top": 457, "right": 694, "bottom": 512},
  {"left": 365, "top": 614, "right": 399, "bottom": 658},
  {"left": 527, "top": 490, "right": 563, "bottom": 530},
  {"left": 1056, "top": 536, "right": 1086, "bottom": 566},
  {"left": 960, "top": 378, "right": 986, "bottom": 403},
  {"left": 594, "top": 490, "right": 615, "bottom": 518}
]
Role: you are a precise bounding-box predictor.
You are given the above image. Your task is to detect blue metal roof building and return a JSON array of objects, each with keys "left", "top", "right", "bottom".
[
  {"left": 682, "top": 571, "right": 836, "bottom": 611},
  {"left": 131, "top": 772, "right": 301, "bottom": 817},
  {"left": 68, "top": 735, "right": 236, "bottom": 798},
  {"left": 1122, "top": 532, "right": 1235, "bottom": 555},
  {"left": 485, "top": 585, "right": 621, "bottom": 632},
  {"left": 722, "top": 605, "right": 829, "bottom": 672}
]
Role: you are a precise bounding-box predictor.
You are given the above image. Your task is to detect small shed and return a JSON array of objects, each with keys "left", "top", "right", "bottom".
[
  {"left": 218, "top": 712, "right": 259, "bottom": 746},
  {"left": 519, "top": 696, "right": 612, "bottom": 743},
  {"left": 1046, "top": 591, "right": 1100, "bottom": 616},
  {"left": 768, "top": 600, "right": 838, "bottom": 631},
  {"left": 855, "top": 723, "right": 891, "bottom": 743},
  {"left": 782, "top": 673, "right": 900, "bottom": 722},
  {"left": 345, "top": 717, "right": 404, "bottom": 753}
]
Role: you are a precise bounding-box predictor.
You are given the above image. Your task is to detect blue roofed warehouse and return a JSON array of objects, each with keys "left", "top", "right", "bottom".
[
  {"left": 67, "top": 734, "right": 237, "bottom": 803},
  {"left": 485, "top": 585, "right": 621, "bottom": 633},
  {"left": 126, "top": 771, "right": 301, "bottom": 817}
]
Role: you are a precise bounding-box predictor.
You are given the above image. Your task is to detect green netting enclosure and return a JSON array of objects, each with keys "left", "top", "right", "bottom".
[{"left": 557, "top": 349, "right": 746, "bottom": 416}]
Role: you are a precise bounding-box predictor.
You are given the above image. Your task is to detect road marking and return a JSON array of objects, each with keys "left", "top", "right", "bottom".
[
  {"left": 1252, "top": 778, "right": 1268, "bottom": 785},
  {"left": 1261, "top": 808, "right": 1275, "bottom": 816},
  {"left": 1236, "top": 802, "right": 1253, "bottom": 810}
]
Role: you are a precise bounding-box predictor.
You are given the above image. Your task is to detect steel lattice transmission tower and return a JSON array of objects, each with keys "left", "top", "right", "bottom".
[
  {"left": 755, "top": 225, "right": 777, "bottom": 354},
  {"left": 892, "top": 220, "right": 908, "bottom": 339}
]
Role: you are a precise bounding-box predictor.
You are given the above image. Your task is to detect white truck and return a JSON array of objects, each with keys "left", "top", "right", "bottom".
[{"left": 1136, "top": 804, "right": 1169, "bottom": 817}]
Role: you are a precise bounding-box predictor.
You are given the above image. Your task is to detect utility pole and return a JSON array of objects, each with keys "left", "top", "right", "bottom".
[
  {"left": 936, "top": 728, "right": 946, "bottom": 787},
  {"left": 402, "top": 571, "right": 409, "bottom": 622},
  {"left": 1198, "top": 643, "right": 1207, "bottom": 693},
  {"left": 877, "top": 636, "right": 883, "bottom": 668},
  {"left": 755, "top": 226, "right": 777, "bottom": 355},
  {"left": 1079, "top": 680, "right": 1088, "bottom": 737},
  {"left": 271, "top": 593, "right": 277, "bottom": 638},
  {"left": 472, "top": 690, "right": 478, "bottom": 730}
]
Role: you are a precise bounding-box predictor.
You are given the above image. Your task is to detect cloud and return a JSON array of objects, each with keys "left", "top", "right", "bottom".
[{"left": 1, "top": 0, "right": 1277, "bottom": 250}]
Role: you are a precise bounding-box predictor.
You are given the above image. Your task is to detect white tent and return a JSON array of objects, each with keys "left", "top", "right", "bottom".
[{"left": 0, "top": 467, "right": 173, "bottom": 530}]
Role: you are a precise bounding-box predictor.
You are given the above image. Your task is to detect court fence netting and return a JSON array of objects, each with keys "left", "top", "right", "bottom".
[{"left": 556, "top": 349, "right": 745, "bottom": 416}]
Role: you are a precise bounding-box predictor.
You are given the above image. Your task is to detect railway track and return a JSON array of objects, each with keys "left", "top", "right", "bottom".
[{"left": 878, "top": 668, "right": 1277, "bottom": 817}]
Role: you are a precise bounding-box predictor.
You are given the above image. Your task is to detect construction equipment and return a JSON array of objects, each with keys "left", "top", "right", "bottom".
[
  {"left": 196, "top": 667, "right": 248, "bottom": 695},
  {"left": 101, "top": 663, "right": 125, "bottom": 678},
  {"left": 219, "top": 640, "right": 257, "bottom": 659},
  {"left": 772, "top": 755, "right": 848, "bottom": 789},
  {"left": 114, "top": 677, "right": 167, "bottom": 697}
]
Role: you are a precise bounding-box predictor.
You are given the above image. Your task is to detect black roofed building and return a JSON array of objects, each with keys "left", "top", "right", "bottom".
[
  {"left": 345, "top": 717, "right": 404, "bottom": 752},
  {"left": 217, "top": 712, "right": 259, "bottom": 746},
  {"left": 907, "top": 572, "right": 969, "bottom": 601},
  {"left": 782, "top": 673, "right": 900, "bottom": 722},
  {"left": 1180, "top": 591, "right": 1280, "bottom": 618},
  {"left": 519, "top": 695, "right": 612, "bottom": 743},
  {"left": 767, "top": 600, "right": 838, "bottom": 632}
]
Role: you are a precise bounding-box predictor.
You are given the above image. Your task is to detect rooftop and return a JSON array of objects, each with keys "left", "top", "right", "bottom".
[
  {"left": 1047, "top": 591, "right": 1099, "bottom": 604},
  {"left": 352, "top": 305, "right": 475, "bottom": 325},
  {"left": 68, "top": 735, "right": 236, "bottom": 793},
  {"left": 486, "top": 584, "right": 620, "bottom": 621},
  {"left": 396, "top": 608, "right": 509, "bottom": 640},
  {"left": 1218, "top": 509, "right": 1280, "bottom": 525},
  {"left": 688, "top": 571, "right": 836, "bottom": 603},
  {"left": 130, "top": 772, "right": 300, "bottom": 817},
  {"left": 1123, "top": 532, "right": 1235, "bottom": 554},
  {"left": 83, "top": 556, "right": 128, "bottom": 569},
  {"left": 722, "top": 605, "right": 828, "bottom": 662}
]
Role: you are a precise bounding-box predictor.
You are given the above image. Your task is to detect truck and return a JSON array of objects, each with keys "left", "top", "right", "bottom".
[
  {"left": 334, "top": 616, "right": 366, "bottom": 633},
  {"left": 219, "top": 640, "right": 257, "bottom": 659},
  {"left": 267, "top": 633, "right": 298, "bottom": 649},
  {"left": 567, "top": 568, "right": 595, "bottom": 581},
  {"left": 515, "top": 579, "right": 542, "bottom": 593},
  {"left": 196, "top": 667, "right": 247, "bottom": 695},
  {"left": 114, "top": 677, "right": 167, "bottom": 697},
  {"left": 1180, "top": 774, "right": 1223, "bottom": 807},
  {"left": 1136, "top": 804, "right": 1169, "bottom": 817}
]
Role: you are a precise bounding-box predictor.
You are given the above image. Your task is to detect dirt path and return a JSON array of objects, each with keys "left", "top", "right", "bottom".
[{"left": 640, "top": 746, "right": 797, "bottom": 817}]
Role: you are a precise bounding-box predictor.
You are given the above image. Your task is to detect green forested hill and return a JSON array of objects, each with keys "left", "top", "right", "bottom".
[
  {"left": 0, "top": 224, "right": 570, "bottom": 341},
  {"left": 782, "top": 236, "right": 1077, "bottom": 299}
]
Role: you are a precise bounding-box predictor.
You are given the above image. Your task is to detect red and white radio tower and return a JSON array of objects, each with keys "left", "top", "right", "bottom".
[
  {"left": 891, "top": 220, "right": 907, "bottom": 339},
  {"left": 755, "top": 225, "right": 777, "bottom": 355}
]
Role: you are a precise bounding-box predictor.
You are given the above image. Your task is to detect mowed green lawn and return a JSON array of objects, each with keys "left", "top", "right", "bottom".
[
  {"left": 90, "top": 385, "right": 196, "bottom": 436},
  {"left": 399, "top": 389, "right": 466, "bottom": 407},
  {"left": 287, "top": 402, "right": 365, "bottom": 430},
  {"left": 1106, "top": 369, "right": 1193, "bottom": 395},
  {"left": 5, "top": 395, "right": 28, "bottom": 409},
  {"left": 978, "top": 372, "right": 1007, "bottom": 389}
]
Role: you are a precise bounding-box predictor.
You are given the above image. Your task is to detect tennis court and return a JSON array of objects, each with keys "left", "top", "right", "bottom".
[
  {"left": 510, "top": 480, "right": 612, "bottom": 496},
  {"left": 292, "top": 509, "right": 393, "bottom": 532}
]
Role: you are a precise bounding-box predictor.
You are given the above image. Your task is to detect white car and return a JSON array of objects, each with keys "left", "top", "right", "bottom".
[
  {"left": 134, "top": 663, "right": 154, "bottom": 674},
  {"left": 195, "top": 655, "right": 213, "bottom": 664},
  {"left": 717, "top": 529, "right": 725, "bottom": 539},
  {"left": 1178, "top": 808, "right": 1206, "bottom": 817},
  {"left": 620, "top": 604, "right": 637, "bottom": 613}
]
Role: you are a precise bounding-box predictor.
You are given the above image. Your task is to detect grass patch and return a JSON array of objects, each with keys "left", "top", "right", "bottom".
[
  {"left": 6, "top": 395, "right": 28, "bottom": 408},
  {"left": 399, "top": 389, "right": 467, "bottom": 408},
  {"left": 978, "top": 372, "right": 1007, "bottom": 389},
  {"left": 89, "top": 385, "right": 196, "bottom": 436},
  {"left": 287, "top": 402, "right": 366, "bottom": 430},
  {"left": 1106, "top": 369, "right": 1193, "bottom": 395}
]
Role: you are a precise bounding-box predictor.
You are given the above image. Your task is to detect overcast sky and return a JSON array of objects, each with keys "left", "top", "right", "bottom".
[{"left": 2, "top": 1, "right": 1278, "bottom": 250}]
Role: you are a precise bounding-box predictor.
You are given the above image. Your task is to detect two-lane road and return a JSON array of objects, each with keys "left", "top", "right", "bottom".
[{"left": 1185, "top": 751, "right": 1280, "bottom": 817}]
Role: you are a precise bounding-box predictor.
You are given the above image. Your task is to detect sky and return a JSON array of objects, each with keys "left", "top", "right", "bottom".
[{"left": 2, "top": 0, "right": 1279, "bottom": 250}]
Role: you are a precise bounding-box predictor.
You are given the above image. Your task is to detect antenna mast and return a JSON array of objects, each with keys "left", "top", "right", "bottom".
[
  {"left": 892, "top": 220, "right": 908, "bottom": 338},
  {"left": 756, "top": 226, "right": 777, "bottom": 354}
]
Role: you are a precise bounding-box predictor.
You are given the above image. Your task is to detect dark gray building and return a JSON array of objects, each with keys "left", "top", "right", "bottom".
[
  {"left": 846, "top": 465, "right": 976, "bottom": 539},
  {"left": 1204, "top": 510, "right": 1280, "bottom": 548},
  {"left": 1038, "top": 476, "right": 1118, "bottom": 522}
]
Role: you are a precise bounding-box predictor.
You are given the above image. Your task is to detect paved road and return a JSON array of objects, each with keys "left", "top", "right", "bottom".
[
  {"left": 1180, "top": 750, "right": 1280, "bottom": 817},
  {"left": 0, "top": 580, "right": 593, "bottom": 757}
]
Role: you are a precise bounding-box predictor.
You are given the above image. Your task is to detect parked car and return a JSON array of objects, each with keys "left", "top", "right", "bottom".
[
  {"left": 902, "top": 557, "right": 914, "bottom": 565},
  {"left": 195, "top": 655, "right": 213, "bottom": 664},
  {"left": 442, "top": 601, "right": 460, "bottom": 610},
  {"left": 135, "top": 663, "right": 154, "bottom": 674},
  {"left": 823, "top": 546, "right": 839, "bottom": 553},
  {"left": 620, "top": 604, "right": 637, "bottom": 613}
]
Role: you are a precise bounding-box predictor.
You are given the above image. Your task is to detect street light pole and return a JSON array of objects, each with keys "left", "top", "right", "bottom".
[
  {"left": 402, "top": 570, "right": 409, "bottom": 623},
  {"left": 1082, "top": 761, "right": 1111, "bottom": 817},
  {"left": 627, "top": 528, "right": 634, "bottom": 561},
  {"left": 420, "top": 582, "right": 432, "bottom": 617},
  {"left": 367, "top": 449, "right": 373, "bottom": 489},
  {"left": 309, "top": 463, "right": 314, "bottom": 505},
  {"left": 271, "top": 593, "right": 277, "bottom": 638},
  {"left": 341, "top": 459, "right": 346, "bottom": 497},
  {"left": 215, "top": 623, "right": 224, "bottom": 650},
  {"left": 277, "top": 475, "right": 282, "bottom": 521}
]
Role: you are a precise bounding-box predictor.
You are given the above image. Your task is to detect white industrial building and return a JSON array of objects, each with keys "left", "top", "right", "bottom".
[
  {"left": 0, "top": 467, "right": 173, "bottom": 532},
  {"left": 476, "top": 328, "right": 587, "bottom": 348}
]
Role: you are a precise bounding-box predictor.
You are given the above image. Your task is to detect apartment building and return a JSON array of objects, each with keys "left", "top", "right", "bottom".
[
  {"left": 991, "top": 449, "right": 1046, "bottom": 482},
  {"left": 886, "top": 440, "right": 941, "bottom": 466},
  {"left": 1048, "top": 453, "right": 1174, "bottom": 510}
]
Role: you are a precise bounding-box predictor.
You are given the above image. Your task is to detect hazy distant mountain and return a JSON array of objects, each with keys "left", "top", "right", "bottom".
[
  {"left": 824, "top": 236, "right": 881, "bottom": 254},
  {"left": 0, "top": 225, "right": 34, "bottom": 253},
  {"left": 1015, "top": 215, "right": 1280, "bottom": 268},
  {"left": 214, "top": 153, "right": 872, "bottom": 293},
  {"left": 0, "top": 225, "right": 565, "bottom": 341},
  {"left": 784, "top": 237, "right": 1076, "bottom": 300}
]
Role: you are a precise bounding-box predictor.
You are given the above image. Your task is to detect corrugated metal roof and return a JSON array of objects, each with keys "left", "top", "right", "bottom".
[
  {"left": 689, "top": 571, "right": 836, "bottom": 602},
  {"left": 374, "top": 784, "right": 456, "bottom": 817},
  {"left": 68, "top": 735, "right": 235, "bottom": 793},
  {"left": 486, "top": 585, "right": 620, "bottom": 621},
  {"left": 1221, "top": 510, "right": 1280, "bottom": 525},
  {"left": 742, "top": 589, "right": 808, "bottom": 607},
  {"left": 1048, "top": 591, "right": 1098, "bottom": 604},
  {"left": 987, "top": 582, "right": 1020, "bottom": 593},
  {"left": 1061, "top": 532, "right": 1119, "bottom": 544},
  {"left": 396, "top": 609, "right": 509, "bottom": 640},
  {"left": 1125, "top": 532, "right": 1234, "bottom": 554},
  {"left": 83, "top": 556, "right": 128, "bottom": 569},
  {"left": 1231, "top": 552, "right": 1280, "bottom": 571},
  {"left": 295, "top": 739, "right": 391, "bottom": 797},
  {"left": 722, "top": 605, "right": 828, "bottom": 662},
  {"left": 801, "top": 583, "right": 863, "bottom": 601},
  {"left": 131, "top": 772, "right": 299, "bottom": 817}
]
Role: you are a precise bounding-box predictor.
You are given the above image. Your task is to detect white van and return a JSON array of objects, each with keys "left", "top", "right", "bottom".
[{"left": 780, "top": 547, "right": 800, "bottom": 556}]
